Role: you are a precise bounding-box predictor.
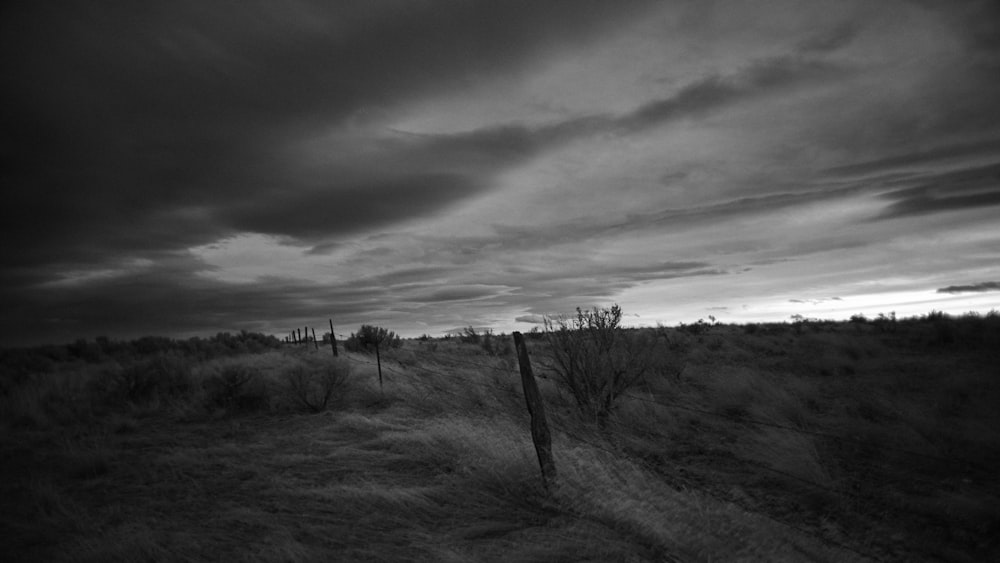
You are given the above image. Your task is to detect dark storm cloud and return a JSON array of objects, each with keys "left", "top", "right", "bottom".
[
  {"left": 0, "top": 0, "right": 672, "bottom": 344},
  {"left": 0, "top": 258, "right": 392, "bottom": 346},
  {"left": 383, "top": 55, "right": 846, "bottom": 174},
  {"left": 0, "top": 0, "right": 660, "bottom": 267},
  {"left": 937, "top": 282, "right": 1000, "bottom": 294},
  {"left": 222, "top": 173, "right": 485, "bottom": 239},
  {"left": 196, "top": 52, "right": 850, "bottom": 252}
]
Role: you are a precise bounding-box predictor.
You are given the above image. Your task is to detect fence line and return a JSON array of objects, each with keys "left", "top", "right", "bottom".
[
  {"left": 341, "top": 352, "right": 515, "bottom": 409},
  {"left": 336, "top": 345, "right": 994, "bottom": 480},
  {"left": 332, "top": 343, "right": 976, "bottom": 561},
  {"left": 342, "top": 345, "right": 999, "bottom": 547}
]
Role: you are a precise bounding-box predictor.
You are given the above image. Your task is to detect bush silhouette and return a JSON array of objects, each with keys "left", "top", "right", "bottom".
[
  {"left": 345, "top": 325, "right": 401, "bottom": 353},
  {"left": 283, "top": 359, "right": 350, "bottom": 413},
  {"left": 545, "top": 305, "right": 657, "bottom": 426}
]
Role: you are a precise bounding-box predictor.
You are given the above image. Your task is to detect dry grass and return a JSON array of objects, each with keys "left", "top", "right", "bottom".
[{"left": 2, "top": 318, "right": 998, "bottom": 561}]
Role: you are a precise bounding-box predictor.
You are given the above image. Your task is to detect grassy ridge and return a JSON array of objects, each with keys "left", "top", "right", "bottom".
[{"left": 2, "top": 314, "right": 998, "bottom": 561}]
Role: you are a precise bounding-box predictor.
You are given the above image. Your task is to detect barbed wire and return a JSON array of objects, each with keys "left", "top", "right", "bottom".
[
  {"left": 341, "top": 346, "right": 995, "bottom": 478},
  {"left": 554, "top": 418, "right": 881, "bottom": 562},
  {"left": 307, "top": 336, "right": 995, "bottom": 561},
  {"left": 338, "top": 345, "right": 984, "bottom": 561}
]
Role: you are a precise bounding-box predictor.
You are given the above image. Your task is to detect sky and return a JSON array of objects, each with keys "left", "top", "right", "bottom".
[{"left": 2, "top": 0, "right": 999, "bottom": 346}]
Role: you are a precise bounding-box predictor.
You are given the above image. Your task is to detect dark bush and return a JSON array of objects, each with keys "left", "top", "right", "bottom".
[
  {"left": 345, "top": 325, "right": 401, "bottom": 353},
  {"left": 283, "top": 359, "right": 350, "bottom": 413},
  {"left": 545, "top": 305, "right": 658, "bottom": 426},
  {"left": 460, "top": 326, "right": 481, "bottom": 344},
  {"left": 97, "top": 353, "right": 194, "bottom": 405},
  {"left": 204, "top": 364, "right": 269, "bottom": 413}
]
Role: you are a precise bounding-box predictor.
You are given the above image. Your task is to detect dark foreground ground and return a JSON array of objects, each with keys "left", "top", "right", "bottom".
[{"left": 2, "top": 315, "right": 998, "bottom": 561}]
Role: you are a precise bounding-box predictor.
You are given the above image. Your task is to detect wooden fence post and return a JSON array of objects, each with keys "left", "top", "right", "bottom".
[
  {"left": 297, "top": 328, "right": 302, "bottom": 344},
  {"left": 329, "top": 319, "right": 339, "bottom": 357},
  {"left": 311, "top": 327, "right": 319, "bottom": 350},
  {"left": 375, "top": 340, "right": 383, "bottom": 394},
  {"left": 513, "top": 332, "right": 556, "bottom": 488}
]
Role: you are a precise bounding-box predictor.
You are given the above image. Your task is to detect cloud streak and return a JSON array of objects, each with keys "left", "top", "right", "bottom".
[{"left": 937, "top": 282, "right": 1000, "bottom": 294}]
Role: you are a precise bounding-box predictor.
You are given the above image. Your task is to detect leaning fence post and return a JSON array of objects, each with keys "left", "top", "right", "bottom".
[
  {"left": 513, "top": 331, "right": 556, "bottom": 488},
  {"left": 329, "top": 319, "right": 339, "bottom": 357},
  {"left": 311, "top": 327, "right": 319, "bottom": 350},
  {"left": 375, "top": 340, "right": 383, "bottom": 394}
]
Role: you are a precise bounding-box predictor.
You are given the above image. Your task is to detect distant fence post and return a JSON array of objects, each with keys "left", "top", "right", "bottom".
[
  {"left": 311, "top": 327, "right": 318, "bottom": 350},
  {"left": 513, "top": 332, "right": 556, "bottom": 489},
  {"left": 329, "top": 319, "right": 339, "bottom": 357},
  {"left": 297, "top": 328, "right": 303, "bottom": 344}
]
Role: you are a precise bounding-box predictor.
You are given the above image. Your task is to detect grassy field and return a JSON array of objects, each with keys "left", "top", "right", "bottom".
[{"left": 2, "top": 314, "right": 998, "bottom": 562}]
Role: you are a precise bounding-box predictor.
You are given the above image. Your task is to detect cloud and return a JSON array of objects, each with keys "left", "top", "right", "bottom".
[
  {"left": 413, "top": 285, "right": 512, "bottom": 303},
  {"left": 0, "top": 255, "right": 394, "bottom": 345},
  {"left": 0, "top": 1, "right": 661, "bottom": 270},
  {"left": 876, "top": 162, "right": 1000, "bottom": 219},
  {"left": 907, "top": 0, "right": 1000, "bottom": 62},
  {"left": 937, "top": 282, "right": 1000, "bottom": 294},
  {"left": 796, "top": 21, "right": 861, "bottom": 54},
  {"left": 618, "top": 57, "right": 846, "bottom": 134},
  {"left": 221, "top": 173, "right": 487, "bottom": 239},
  {"left": 3, "top": 1, "right": 1000, "bottom": 344},
  {"left": 824, "top": 138, "right": 1000, "bottom": 179},
  {"left": 789, "top": 297, "right": 843, "bottom": 305},
  {"left": 380, "top": 55, "right": 846, "bottom": 183}
]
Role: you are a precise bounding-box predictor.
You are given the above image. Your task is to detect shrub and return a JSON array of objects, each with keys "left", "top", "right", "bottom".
[
  {"left": 873, "top": 311, "right": 897, "bottom": 333},
  {"left": 678, "top": 318, "right": 710, "bottom": 335},
  {"left": 480, "top": 331, "right": 494, "bottom": 354},
  {"left": 204, "top": 364, "right": 269, "bottom": 414},
  {"left": 283, "top": 359, "right": 350, "bottom": 413},
  {"left": 460, "top": 326, "right": 481, "bottom": 344},
  {"left": 545, "top": 305, "right": 657, "bottom": 426},
  {"left": 345, "top": 325, "right": 401, "bottom": 353},
  {"left": 97, "top": 353, "right": 194, "bottom": 405}
]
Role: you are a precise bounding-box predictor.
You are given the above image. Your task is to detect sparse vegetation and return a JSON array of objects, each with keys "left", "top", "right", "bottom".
[
  {"left": 282, "top": 358, "right": 350, "bottom": 413},
  {"left": 545, "top": 305, "right": 658, "bottom": 426},
  {"left": 459, "top": 326, "right": 512, "bottom": 356},
  {"left": 203, "top": 363, "right": 268, "bottom": 414},
  {"left": 2, "top": 312, "right": 999, "bottom": 561},
  {"left": 345, "top": 324, "right": 402, "bottom": 353}
]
